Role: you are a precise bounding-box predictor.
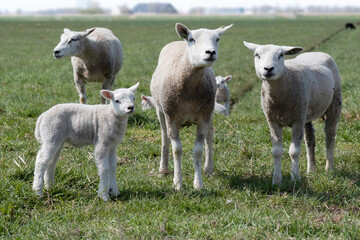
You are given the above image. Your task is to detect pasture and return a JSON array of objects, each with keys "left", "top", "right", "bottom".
[{"left": 0, "top": 16, "right": 359, "bottom": 239}]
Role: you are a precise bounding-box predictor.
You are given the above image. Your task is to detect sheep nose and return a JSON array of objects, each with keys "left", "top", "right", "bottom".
[
  {"left": 54, "top": 50, "right": 60, "bottom": 55},
  {"left": 205, "top": 50, "right": 216, "bottom": 56},
  {"left": 127, "top": 106, "right": 134, "bottom": 111},
  {"left": 264, "top": 66, "right": 274, "bottom": 73}
]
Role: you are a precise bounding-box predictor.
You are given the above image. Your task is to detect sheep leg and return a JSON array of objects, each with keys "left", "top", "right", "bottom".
[
  {"left": 166, "top": 118, "right": 182, "bottom": 190},
  {"left": 101, "top": 75, "right": 115, "bottom": 104},
  {"left": 324, "top": 89, "right": 342, "bottom": 171},
  {"left": 289, "top": 123, "right": 304, "bottom": 182},
  {"left": 94, "top": 144, "right": 110, "bottom": 201},
  {"left": 33, "top": 143, "right": 62, "bottom": 196},
  {"left": 204, "top": 123, "right": 214, "bottom": 176},
  {"left": 157, "top": 110, "right": 170, "bottom": 173},
  {"left": 74, "top": 76, "right": 87, "bottom": 104},
  {"left": 268, "top": 122, "right": 283, "bottom": 185},
  {"left": 193, "top": 120, "right": 211, "bottom": 189},
  {"left": 108, "top": 147, "right": 120, "bottom": 198},
  {"left": 44, "top": 144, "right": 63, "bottom": 189},
  {"left": 225, "top": 100, "right": 230, "bottom": 116},
  {"left": 304, "top": 122, "right": 316, "bottom": 172}
]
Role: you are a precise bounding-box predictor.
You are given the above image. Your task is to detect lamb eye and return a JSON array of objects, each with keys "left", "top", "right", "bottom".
[
  {"left": 278, "top": 53, "right": 284, "bottom": 59},
  {"left": 216, "top": 38, "right": 220, "bottom": 42},
  {"left": 189, "top": 38, "right": 195, "bottom": 43},
  {"left": 115, "top": 100, "right": 120, "bottom": 103},
  {"left": 255, "top": 53, "right": 260, "bottom": 58}
]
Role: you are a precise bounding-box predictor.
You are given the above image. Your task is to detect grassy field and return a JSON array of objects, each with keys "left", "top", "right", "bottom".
[{"left": 0, "top": 16, "right": 359, "bottom": 239}]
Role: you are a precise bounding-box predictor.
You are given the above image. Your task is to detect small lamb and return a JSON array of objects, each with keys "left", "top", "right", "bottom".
[
  {"left": 150, "top": 23, "right": 232, "bottom": 190},
  {"left": 53, "top": 27, "right": 123, "bottom": 104},
  {"left": 33, "top": 83, "right": 139, "bottom": 201},
  {"left": 141, "top": 95, "right": 227, "bottom": 116},
  {"left": 215, "top": 75, "right": 232, "bottom": 115},
  {"left": 244, "top": 41, "right": 342, "bottom": 185}
]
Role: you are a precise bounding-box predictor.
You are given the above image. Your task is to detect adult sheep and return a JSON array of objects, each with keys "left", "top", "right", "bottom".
[
  {"left": 244, "top": 41, "right": 342, "bottom": 185},
  {"left": 150, "top": 23, "right": 232, "bottom": 190},
  {"left": 53, "top": 27, "right": 123, "bottom": 104}
]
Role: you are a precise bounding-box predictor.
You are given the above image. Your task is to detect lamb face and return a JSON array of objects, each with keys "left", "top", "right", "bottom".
[
  {"left": 53, "top": 28, "right": 95, "bottom": 59},
  {"left": 101, "top": 83, "right": 139, "bottom": 117},
  {"left": 216, "top": 75, "right": 232, "bottom": 89},
  {"left": 244, "top": 42, "right": 303, "bottom": 80},
  {"left": 176, "top": 23, "right": 233, "bottom": 68}
]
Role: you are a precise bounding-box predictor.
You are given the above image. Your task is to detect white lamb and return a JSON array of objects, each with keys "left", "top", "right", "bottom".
[
  {"left": 33, "top": 83, "right": 139, "bottom": 201},
  {"left": 53, "top": 27, "right": 123, "bottom": 104},
  {"left": 215, "top": 75, "right": 232, "bottom": 115},
  {"left": 141, "top": 95, "right": 227, "bottom": 116},
  {"left": 150, "top": 23, "right": 232, "bottom": 190},
  {"left": 244, "top": 41, "right": 342, "bottom": 185}
]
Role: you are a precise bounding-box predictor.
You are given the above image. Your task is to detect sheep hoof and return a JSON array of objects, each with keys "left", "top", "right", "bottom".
[
  {"left": 272, "top": 176, "right": 282, "bottom": 186},
  {"left": 204, "top": 167, "right": 214, "bottom": 176},
  {"left": 325, "top": 162, "right": 334, "bottom": 171},
  {"left": 34, "top": 189, "right": 44, "bottom": 197},
  {"left": 193, "top": 182, "right": 203, "bottom": 190},
  {"left": 291, "top": 173, "right": 301, "bottom": 182},
  {"left": 99, "top": 194, "right": 111, "bottom": 202},
  {"left": 109, "top": 189, "right": 120, "bottom": 197}
]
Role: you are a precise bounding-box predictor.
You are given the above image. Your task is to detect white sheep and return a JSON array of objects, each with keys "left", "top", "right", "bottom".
[
  {"left": 33, "top": 83, "right": 139, "bottom": 201},
  {"left": 141, "top": 95, "right": 227, "bottom": 116},
  {"left": 244, "top": 41, "right": 342, "bottom": 185},
  {"left": 150, "top": 23, "right": 233, "bottom": 190},
  {"left": 53, "top": 27, "right": 123, "bottom": 104},
  {"left": 215, "top": 75, "right": 232, "bottom": 115}
]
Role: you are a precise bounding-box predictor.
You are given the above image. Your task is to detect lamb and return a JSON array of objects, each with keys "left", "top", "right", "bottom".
[
  {"left": 32, "top": 83, "right": 139, "bottom": 201},
  {"left": 53, "top": 27, "right": 123, "bottom": 104},
  {"left": 141, "top": 95, "right": 227, "bottom": 116},
  {"left": 150, "top": 23, "right": 232, "bottom": 190},
  {"left": 244, "top": 41, "right": 342, "bottom": 185},
  {"left": 215, "top": 75, "right": 232, "bottom": 115}
]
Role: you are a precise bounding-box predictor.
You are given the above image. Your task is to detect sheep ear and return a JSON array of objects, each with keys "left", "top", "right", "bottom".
[
  {"left": 243, "top": 41, "right": 259, "bottom": 52},
  {"left": 64, "top": 28, "right": 70, "bottom": 33},
  {"left": 176, "top": 23, "right": 190, "bottom": 39},
  {"left": 83, "top": 28, "right": 96, "bottom": 37},
  {"left": 141, "top": 95, "right": 148, "bottom": 101},
  {"left": 224, "top": 75, "right": 232, "bottom": 82},
  {"left": 129, "top": 82, "right": 140, "bottom": 93},
  {"left": 101, "top": 90, "right": 113, "bottom": 100},
  {"left": 216, "top": 24, "right": 233, "bottom": 35},
  {"left": 283, "top": 46, "right": 303, "bottom": 55}
]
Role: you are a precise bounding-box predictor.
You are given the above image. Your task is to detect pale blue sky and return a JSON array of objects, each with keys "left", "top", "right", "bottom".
[{"left": 2, "top": 0, "right": 360, "bottom": 13}]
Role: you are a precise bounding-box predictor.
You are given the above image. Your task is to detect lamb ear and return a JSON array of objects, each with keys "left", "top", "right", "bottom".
[
  {"left": 176, "top": 23, "right": 190, "bottom": 39},
  {"left": 216, "top": 24, "right": 233, "bottom": 35},
  {"left": 83, "top": 27, "right": 96, "bottom": 37},
  {"left": 129, "top": 82, "right": 140, "bottom": 93},
  {"left": 100, "top": 90, "right": 113, "bottom": 100},
  {"left": 243, "top": 41, "right": 260, "bottom": 52},
  {"left": 141, "top": 95, "right": 149, "bottom": 101},
  {"left": 283, "top": 46, "right": 303, "bottom": 55},
  {"left": 224, "top": 75, "right": 232, "bottom": 82},
  {"left": 64, "top": 28, "right": 70, "bottom": 33}
]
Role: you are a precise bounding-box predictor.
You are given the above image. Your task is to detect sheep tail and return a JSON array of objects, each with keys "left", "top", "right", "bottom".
[{"left": 35, "top": 114, "right": 43, "bottom": 143}]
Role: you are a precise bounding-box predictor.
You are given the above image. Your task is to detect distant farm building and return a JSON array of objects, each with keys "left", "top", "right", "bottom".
[{"left": 132, "top": 3, "right": 178, "bottom": 14}]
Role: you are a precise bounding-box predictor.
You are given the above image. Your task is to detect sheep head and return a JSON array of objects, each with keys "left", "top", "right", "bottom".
[
  {"left": 176, "top": 23, "right": 233, "bottom": 68},
  {"left": 243, "top": 41, "right": 303, "bottom": 81},
  {"left": 53, "top": 28, "right": 95, "bottom": 59},
  {"left": 216, "top": 75, "right": 232, "bottom": 89},
  {"left": 101, "top": 82, "right": 139, "bottom": 117}
]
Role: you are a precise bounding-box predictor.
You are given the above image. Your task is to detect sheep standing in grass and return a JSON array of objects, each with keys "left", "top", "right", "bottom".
[
  {"left": 33, "top": 83, "right": 139, "bottom": 201},
  {"left": 141, "top": 95, "right": 227, "bottom": 116},
  {"left": 53, "top": 27, "right": 123, "bottom": 104},
  {"left": 150, "top": 23, "right": 232, "bottom": 190},
  {"left": 215, "top": 75, "right": 232, "bottom": 115},
  {"left": 244, "top": 41, "right": 342, "bottom": 185}
]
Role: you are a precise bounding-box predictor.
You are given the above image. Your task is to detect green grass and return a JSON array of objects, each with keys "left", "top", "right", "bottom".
[{"left": 0, "top": 16, "right": 359, "bottom": 239}]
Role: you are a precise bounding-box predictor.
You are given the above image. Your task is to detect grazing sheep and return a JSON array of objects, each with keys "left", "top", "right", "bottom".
[
  {"left": 150, "top": 23, "right": 233, "bottom": 190},
  {"left": 345, "top": 23, "right": 356, "bottom": 30},
  {"left": 244, "top": 41, "right": 342, "bottom": 185},
  {"left": 33, "top": 83, "right": 139, "bottom": 201},
  {"left": 215, "top": 75, "right": 232, "bottom": 115},
  {"left": 141, "top": 95, "right": 227, "bottom": 116},
  {"left": 53, "top": 27, "right": 123, "bottom": 104}
]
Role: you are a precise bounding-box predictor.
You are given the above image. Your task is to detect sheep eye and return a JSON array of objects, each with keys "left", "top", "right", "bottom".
[
  {"left": 189, "top": 38, "right": 195, "bottom": 43},
  {"left": 216, "top": 38, "right": 220, "bottom": 42},
  {"left": 255, "top": 53, "right": 260, "bottom": 58},
  {"left": 68, "top": 38, "right": 78, "bottom": 44},
  {"left": 278, "top": 53, "right": 284, "bottom": 59},
  {"left": 115, "top": 100, "right": 120, "bottom": 103}
]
